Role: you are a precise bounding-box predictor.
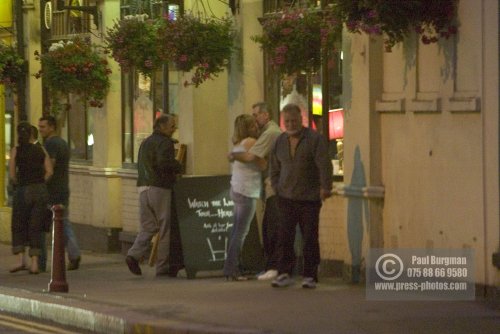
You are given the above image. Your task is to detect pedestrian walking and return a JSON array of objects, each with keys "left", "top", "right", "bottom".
[{"left": 125, "top": 114, "right": 182, "bottom": 276}]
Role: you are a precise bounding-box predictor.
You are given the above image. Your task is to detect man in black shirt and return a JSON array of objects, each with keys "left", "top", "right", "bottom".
[
  {"left": 38, "top": 116, "right": 81, "bottom": 271},
  {"left": 125, "top": 114, "right": 182, "bottom": 276}
]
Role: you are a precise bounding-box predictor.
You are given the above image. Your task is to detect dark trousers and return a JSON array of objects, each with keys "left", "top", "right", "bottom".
[
  {"left": 11, "top": 183, "right": 49, "bottom": 257},
  {"left": 277, "top": 196, "right": 321, "bottom": 280},
  {"left": 262, "top": 195, "right": 281, "bottom": 270}
]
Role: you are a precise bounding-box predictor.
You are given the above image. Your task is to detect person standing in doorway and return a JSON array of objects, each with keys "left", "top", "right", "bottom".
[
  {"left": 125, "top": 114, "right": 182, "bottom": 277},
  {"left": 270, "top": 103, "right": 332, "bottom": 289},
  {"left": 229, "top": 102, "right": 282, "bottom": 280},
  {"left": 38, "top": 115, "right": 81, "bottom": 271}
]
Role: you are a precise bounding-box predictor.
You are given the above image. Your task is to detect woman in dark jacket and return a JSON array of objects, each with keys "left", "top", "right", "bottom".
[{"left": 9, "top": 121, "right": 53, "bottom": 274}]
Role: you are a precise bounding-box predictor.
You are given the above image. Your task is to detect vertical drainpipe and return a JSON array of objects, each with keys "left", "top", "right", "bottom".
[{"left": 14, "top": 0, "right": 26, "bottom": 121}]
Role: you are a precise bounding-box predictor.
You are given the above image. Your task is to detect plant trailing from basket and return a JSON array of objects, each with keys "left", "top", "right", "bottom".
[
  {"left": 0, "top": 42, "right": 27, "bottom": 90},
  {"left": 35, "top": 37, "right": 111, "bottom": 108},
  {"left": 105, "top": 14, "right": 163, "bottom": 78},
  {"left": 334, "top": 0, "right": 458, "bottom": 51},
  {"left": 252, "top": 6, "right": 341, "bottom": 76},
  {"left": 157, "top": 14, "right": 235, "bottom": 87}
]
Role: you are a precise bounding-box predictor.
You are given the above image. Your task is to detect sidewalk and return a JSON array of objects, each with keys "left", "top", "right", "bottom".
[{"left": 0, "top": 242, "right": 498, "bottom": 334}]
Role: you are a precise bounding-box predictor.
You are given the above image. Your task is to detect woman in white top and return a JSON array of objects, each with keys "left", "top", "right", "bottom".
[{"left": 223, "top": 114, "right": 264, "bottom": 280}]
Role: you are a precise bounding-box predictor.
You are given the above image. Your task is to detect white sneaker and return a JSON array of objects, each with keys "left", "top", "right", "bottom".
[
  {"left": 257, "top": 269, "right": 278, "bottom": 281},
  {"left": 271, "top": 273, "right": 294, "bottom": 288},
  {"left": 302, "top": 277, "right": 316, "bottom": 289}
]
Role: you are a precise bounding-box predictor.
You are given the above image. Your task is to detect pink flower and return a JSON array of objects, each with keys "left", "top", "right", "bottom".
[
  {"left": 274, "top": 55, "right": 285, "bottom": 65},
  {"left": 346, "top": 21, "right": 358, "bottom": 31},
  {"left": 367, "top": 10, "right": 377, "bottom": 19},
  {"left": 275, "top": 45, "right": 288, "bottom": 54},
  {"left": 179, "top": 54, "right": 188, "bottom": 62}
]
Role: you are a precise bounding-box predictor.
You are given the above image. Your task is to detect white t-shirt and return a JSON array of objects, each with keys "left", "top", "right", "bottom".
[{"left": 230, "top": 139, "right": 261, "bottom": 198}]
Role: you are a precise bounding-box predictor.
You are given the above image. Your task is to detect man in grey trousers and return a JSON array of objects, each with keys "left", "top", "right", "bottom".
[{"left": 125, "top": 114, "right": 182, "bottom": 276}]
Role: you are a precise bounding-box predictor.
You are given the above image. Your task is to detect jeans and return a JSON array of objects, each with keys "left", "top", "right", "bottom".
[
  {"left": 223, "top": 189, "right": 257, "bottom": 276},
  {"left": 39, "top": 199, "right": 81, "bottom": 271},
  {"left": 277, "top": 196, "right": 322, "bottom": 280}
]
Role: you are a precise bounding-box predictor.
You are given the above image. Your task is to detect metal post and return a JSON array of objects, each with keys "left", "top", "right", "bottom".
[{"left": 48, "top": 204, "right": 68, "bottom": 293}]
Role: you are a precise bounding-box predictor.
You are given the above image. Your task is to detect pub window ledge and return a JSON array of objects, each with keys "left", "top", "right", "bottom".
[
  {"left": 69, "top": 159, "right": 92, "bottom": 167},
  {"left": 409, "top": 98, "right": 441, "bottom": 114},
  {"left": 117, "top": 166, "right": 138, "bottom": 180},
  {"left": 376, "top": 98, "right": 405, "bottom": 114},
  {"left": 449, "top": 96, "right": 480, "bottom": 113},
  {"left": 335, "top": 184, "right": 385, "bottom": 199}
]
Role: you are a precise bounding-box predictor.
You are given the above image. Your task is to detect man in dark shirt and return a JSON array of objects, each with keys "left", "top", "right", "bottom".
[
  {"left": 270, "top": 103, "right": 333, "bottom": 289},
  {"left": 38, "top": 115, "right": 81, "bottom": 271},
  {"left": 125, "top": 114, "right": 182, "bottom": 276}
]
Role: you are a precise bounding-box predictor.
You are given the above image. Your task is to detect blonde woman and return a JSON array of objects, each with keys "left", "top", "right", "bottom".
[{"left": 224, "top": 114, "right": 263, "bottom": 281}]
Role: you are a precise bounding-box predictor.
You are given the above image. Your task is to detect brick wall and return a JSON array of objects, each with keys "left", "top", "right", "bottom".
[
  {"left": 121, "top": 177, "right": 140, "bottom": 233},
  {"left": 69, "top": 172, "right": 93, "bottom": 225},
  {"left": 319, "top": 195, "right": 347, "bottom": 261}
]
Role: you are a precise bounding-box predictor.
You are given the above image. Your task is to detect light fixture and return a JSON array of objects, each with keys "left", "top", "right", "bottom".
[{"left": 329, "top": 108, "right": 344, "bottom": 175}]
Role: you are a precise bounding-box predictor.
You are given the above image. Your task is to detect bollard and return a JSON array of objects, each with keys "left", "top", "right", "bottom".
[{"left": 48, "top": 204, "right": 68, "bottom": 293}]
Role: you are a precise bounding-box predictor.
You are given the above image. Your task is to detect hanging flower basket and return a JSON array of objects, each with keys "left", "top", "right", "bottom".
[
  {"left": 334, "top": 0, "right": 458, "bottom": 51},
  {"left": 252, "top": 7, "right": 342, "bottom": 76},
  {"left": 157, "top": 14, "right": 235, "bottom": 87},
  {"left": 35, "top": 37, "right": 111, "bottom": 108},
  {"left": 105, "top": 14, "right": 163, "bottom": 78},
  {"left": 0, "top": 42, "right": 27, "bottom": 90}
]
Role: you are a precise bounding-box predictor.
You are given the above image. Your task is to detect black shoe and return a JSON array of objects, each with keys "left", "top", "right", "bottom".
[
  {"left": 67, "top": 257, "right": 81, "bottom": 271},
  {"left": 126, "top": 256, "right": 142, "bottom": 276}
]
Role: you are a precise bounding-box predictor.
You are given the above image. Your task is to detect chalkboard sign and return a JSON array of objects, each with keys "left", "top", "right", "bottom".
[{"left": 174, "top": 175, "right": 263, "bottom": 279}]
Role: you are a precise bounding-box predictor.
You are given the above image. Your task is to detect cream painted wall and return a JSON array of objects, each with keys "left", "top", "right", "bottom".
[
  {"left": 373, "top": 0, "right": 498, "bottom": 285},
  {"left": 481, "top": 0, "right": 499, "bottom": 288},
  {"left": 342, "top": 31, "right": 384, "bottom": 275},
  {"left": 64, "top": 0, "right": 124, "bottom": 230},
  {"left": 381, "top": 114, "right": 483, "bottom": 248},
  {"left": 178, "top": 0, "right": 232, "bottom": 175},
  {"left": 227, "top": 0, "right": 265, "bottom": 129},
  {"left": 83, "top": 0, "right": 123, "bottom": 229},
  {"left": 92, "top": 1, "right": 122, "bottom": 169},
  {"left": 178, "top": 71, "right": 230, "bottom": 175},
  {"left": 192, "top": 72, "right": 230, "bottom": 175},
  {"left": 24, "top": 1, "right": 43, "bottom": 124}
]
